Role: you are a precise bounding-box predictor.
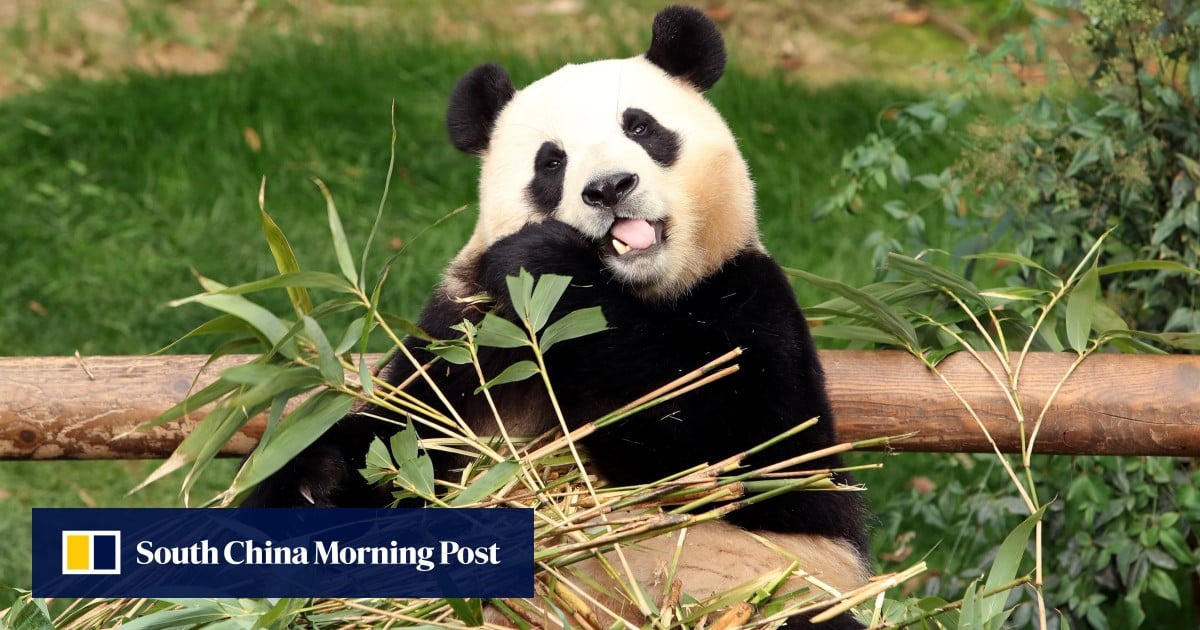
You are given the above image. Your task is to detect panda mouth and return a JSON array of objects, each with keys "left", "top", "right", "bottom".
[{"left": 605, "top": 218, "right": 666, "bottom": 257}]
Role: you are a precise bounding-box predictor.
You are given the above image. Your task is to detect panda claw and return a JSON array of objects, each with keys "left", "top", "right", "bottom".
[{"left": 299, "top": 485, "right": 316, "bottom": 505}]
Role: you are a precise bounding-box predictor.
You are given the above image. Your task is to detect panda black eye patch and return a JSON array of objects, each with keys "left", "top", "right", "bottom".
[
  {"left": 526, "top": 141, "right": 567, "bottom": 214},
  {"left": 622, "top": 108, "right": 681, "bottom": 167}
]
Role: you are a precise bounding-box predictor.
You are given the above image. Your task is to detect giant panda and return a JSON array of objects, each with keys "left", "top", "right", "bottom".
[{"left": 244, "top": 5, "right": 870, "bottom": 628}]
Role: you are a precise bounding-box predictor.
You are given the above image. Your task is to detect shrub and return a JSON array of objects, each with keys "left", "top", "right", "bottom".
[{"left": 814, "top": 0, "right": 1200, "bottom": 626}]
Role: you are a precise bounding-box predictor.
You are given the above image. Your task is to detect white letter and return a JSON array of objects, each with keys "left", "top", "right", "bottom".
[
  {"left": 314, "top": 541, "right": 335, "bottom": 564},
  {"left": 136, "top": 541, "right": 154, "bottom": 565},
  {"left": 440, "top": 540, "right": 462, "bottom": 565},
  {"left": 224, "top": 540, "right": 245, "bottom": 565}
]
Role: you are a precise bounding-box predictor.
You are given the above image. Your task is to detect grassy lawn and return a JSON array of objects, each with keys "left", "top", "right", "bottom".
[{"left": 0, "top": 0, "right": 982, "bottom": 611}]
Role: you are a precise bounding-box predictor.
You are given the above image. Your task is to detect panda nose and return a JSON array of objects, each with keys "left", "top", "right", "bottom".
[{"left": 581, "top": 172, "right": 639, "bottom": 209}]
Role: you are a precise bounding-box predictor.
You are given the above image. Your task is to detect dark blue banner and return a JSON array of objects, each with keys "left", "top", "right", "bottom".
[{"left": 33, "top": 508, "right": 533, "bottom": 598}]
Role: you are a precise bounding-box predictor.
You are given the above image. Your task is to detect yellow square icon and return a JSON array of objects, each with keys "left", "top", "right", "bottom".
[{"left": 65, "top": 534, "right": 90, "bottom": 571}]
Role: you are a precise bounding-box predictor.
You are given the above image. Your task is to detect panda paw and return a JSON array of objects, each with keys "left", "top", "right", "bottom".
[
  {"left": 480, "top": 220, "right": 602, "bottom": 292},
  {"left": 240, "top": 441, "right": 360, "bottom": 507}
]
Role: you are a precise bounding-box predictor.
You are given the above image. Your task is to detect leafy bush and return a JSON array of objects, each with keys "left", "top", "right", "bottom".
[
  {"left": 821, "top": 0, "right": 1200, "bottom": 334},
  {"left": 814, "top": 0, "right": 1200, "bottom": 626}
]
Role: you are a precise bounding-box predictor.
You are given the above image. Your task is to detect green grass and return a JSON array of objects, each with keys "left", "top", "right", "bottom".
[{"left": 0, "top": 26, "right": 967, "bottom": 602}]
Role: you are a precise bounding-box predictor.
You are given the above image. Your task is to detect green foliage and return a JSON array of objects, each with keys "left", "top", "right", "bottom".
[
  {"left": 821, "top": 0, "right": 1200, "bottom": 335},
  {"left": 798, "top": 235, "right": 1200, "bottom": 627},
  {"left": 815, "top": 2, "right": 1200, "bottom": 625},
  {"left": 1050, "top": 457, "right": 1200, "bottom": 628}
]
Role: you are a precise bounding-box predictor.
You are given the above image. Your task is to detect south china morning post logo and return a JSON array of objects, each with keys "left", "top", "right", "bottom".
[
  {"left": 33, "top": 508, "right": 533, "bottom": 598},
  {"left": 61, "top": 530, "right": 121, "bottom": 575}
]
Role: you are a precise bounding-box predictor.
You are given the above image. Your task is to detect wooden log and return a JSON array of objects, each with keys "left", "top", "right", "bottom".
[
  {"left": 823, "top": 351, "right": 1200, "bottom": 457},
  {"left": 0, "top": 351, "right": 1197, "bottom": 459},
  {"left": 0, "top": 355, "right": 264, "bottom": 460}
]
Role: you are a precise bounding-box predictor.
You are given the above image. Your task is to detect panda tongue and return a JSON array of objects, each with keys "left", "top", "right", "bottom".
[{"left": 611, "top": 218, "right": 657, "bottom": 251}]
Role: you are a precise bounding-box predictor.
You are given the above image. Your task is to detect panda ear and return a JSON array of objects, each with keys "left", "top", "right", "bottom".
[
  {"left": 446, "top": 63, "right": 515, "bottom": 155},
  {"left": 644, "top": 5, "right": 726, "bottom": 92}
]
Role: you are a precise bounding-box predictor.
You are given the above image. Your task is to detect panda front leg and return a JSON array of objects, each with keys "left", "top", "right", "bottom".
[
  {"left": 238, "top": 333, "right": 446, "bottom": 508},
  {"left": 239, "top": 410, "right": 399, "bottom": 507}
]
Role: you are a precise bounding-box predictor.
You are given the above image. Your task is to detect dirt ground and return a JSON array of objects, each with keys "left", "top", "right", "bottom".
[{"left": 0, "top": 0, "right": 1007, "bottom": 98}]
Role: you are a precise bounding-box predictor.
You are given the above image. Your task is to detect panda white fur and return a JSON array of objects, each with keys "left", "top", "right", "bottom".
[{"left": 245, "top": 6, "right": 870, "bottom": 628}]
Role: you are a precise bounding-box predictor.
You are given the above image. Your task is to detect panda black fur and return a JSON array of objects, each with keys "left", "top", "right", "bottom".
[{"left": 245, "top": 6, "right": 870, "bottom": 628}]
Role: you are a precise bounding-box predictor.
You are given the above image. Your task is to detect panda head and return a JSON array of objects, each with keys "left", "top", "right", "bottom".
[{"left": 446, "top": 5, "right": 759, "bottom": 301}]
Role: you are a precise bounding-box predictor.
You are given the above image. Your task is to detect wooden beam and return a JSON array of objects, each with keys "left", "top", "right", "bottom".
[
  {"left": 823, "top": 351, "right": 1200, "bottom": 457},
  {"left": 0, "top": 352, "right": 1197, "bottom": 460}
]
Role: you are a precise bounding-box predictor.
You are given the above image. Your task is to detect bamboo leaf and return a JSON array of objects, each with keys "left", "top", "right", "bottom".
[
  {"left": 259, "top": 393, "right": 290, "bottom": 447},
  {"left": 220, "top": 362, "right": 290, "bottom": 385},
  {"left": 225, "top": 365, "right": 322, "bottom": 413},
  {"left": 359, "top": 100, "right": 399, "bottom": 285},
  {"left": 476, "top": 313, "right": 530, "bottom": 349},
  {"left": 312, "top": 177, "right": 359, "bottom": 287},
  {"left": 1104, "top": 333, "right": 1168, "bottom": 355},
  {"left": 258, "top": 184, "right": 313, "bottom": 316},
  {"left": 804, "top": 305, "right": 906, "bottom": 326},
  {"left": 303, "top": 316, "right": 345, "bottom": 386},
  {"left": 360, "top": 436, "right": 397, "bottom": 486},
  {"left": 808, "top": 281, "right": 936, "bottom": 318},
  {"left": 979, "top": 287, "right": 1050, "bottom": 303},
  {"left": 169, "top": 292, "right": 296, "bottom": 358},
  {"left": 359, "top": 353, "right": 375, "bottom": 398},
  {"left": 1, "top": 595, "right": 53, "bottom": 630},
  {"left": 527, "top": 274, "right": 571, "bottom": 332},
  {"left": 183, "top": 402, "right": 265, "bottom": 498},
  {"left": 135, "top": 395, "right": 258, "bottom": 496},
  {"left": 1090, "top": 302, "right": 1128, "bottom": 335},
  {"left": 1097, "top": 259, "right": 1200, "bottom": 277},
  {"left": 1066, "top": 264, "right": 1099, "bottom": 353},
  {"left": 960, "top": 582, "right": 982, "bottom": 629},
  {"left": 358, "top": 272, "right": 387, "bottom": 399},
  {"left": 474, "top": 360, "right": 540, "bottom": 394},
  {"left": 155, "top": 315, "right": 254, "bottom": 354},
  {"left": 391, "top": 424, "right": 420, "bottom": 462},
  {"left": 389, "top": 425, "right": 436, "bottom": 499},
  {"left": 450, "top": 460, "right": 521, "bottom": 506},
  {"left": 980, "top": 504, "right": 1047, "bottom": 622},
  {"left": 428, "top": 341, "right": 474, "bottom": 365},
  {"left": 446, "top": 598, "right": 484, "bottom": 626},
  {"left": 307, "top": 297, "right": 363, "bottom": 319},
  {"left": 335, "top": 317, "right": 368, "bottom": 355},
  {"left": 140, "top": 377, "right": 239, "bottom": 429},
  {"left": 505, "top": 270, "right": 536, "bottom": 324},
  {"left": 808, "top": 324, "right": 903, "bottom": 345},
  {"left": 785, "top": 266, "right": 920, "bottom": 352},
  {"left": 539, "top": 306, "right": 607, "bottom": 352},
  {"left": 112, "top": 607, "right": 228, "bottom": 630},
  {"left": 229, "top": 391, "right": 354, "bottom": 496},
  {"left": 886, "top": 253, "right": 989, "bottom": 308},
  {"left": 204, "top": 271, "right": 356, "bottom": 297},
  {"left": 1138, "top": 331, "right": 1200, "bottom": 350},
  {"left": 253, "top": 597, "right": 313, "bottom": 629}
]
